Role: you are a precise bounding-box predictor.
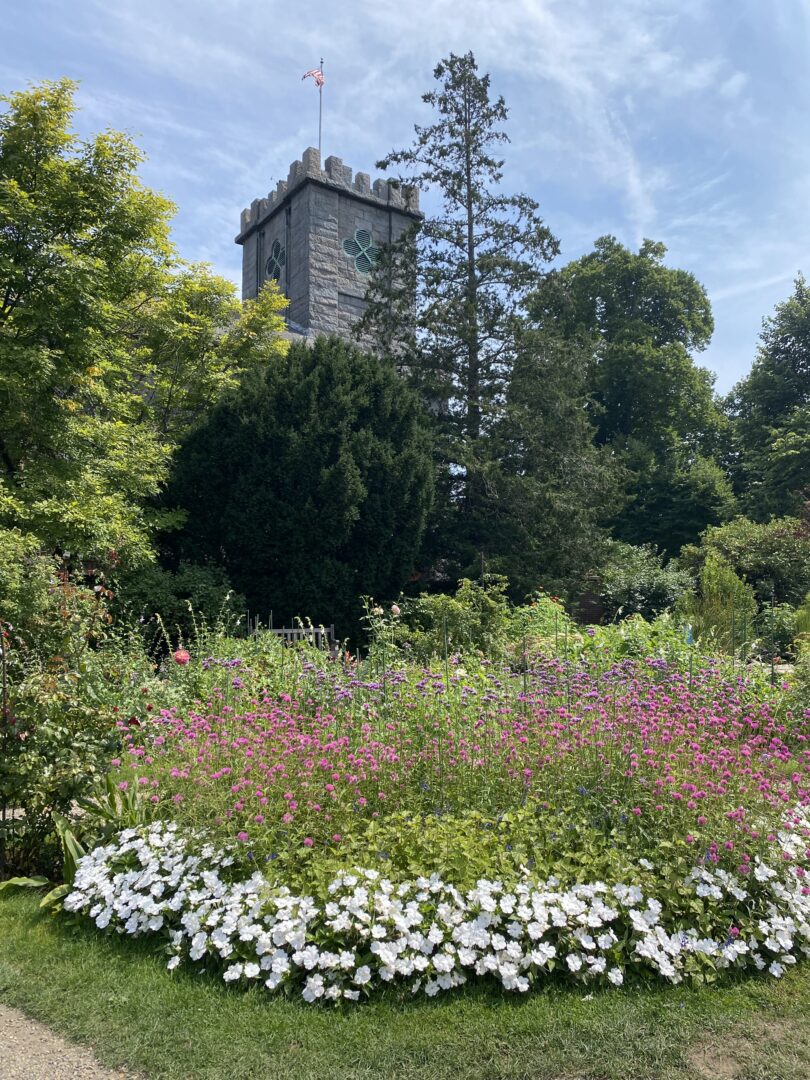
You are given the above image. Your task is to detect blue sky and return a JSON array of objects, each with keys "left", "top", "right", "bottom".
[{"left": 3, "top": 0, "right": 810, "bottom": 391}]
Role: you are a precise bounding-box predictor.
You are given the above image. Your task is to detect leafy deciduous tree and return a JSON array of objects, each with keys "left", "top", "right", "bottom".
[
  {"left": 530, "top": 236, "right": 731, "bottom": 552},
  {"left": 0, "top": 79, "right": 288, "bottom": 567},
  {"left": 728, "top": 276, "right": 810, "bottom": 518}
]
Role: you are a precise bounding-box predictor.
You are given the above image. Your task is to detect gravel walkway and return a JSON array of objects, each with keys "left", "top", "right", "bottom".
[{"left": 0, "top": 1004, "right": 140, "bottom": 1079}]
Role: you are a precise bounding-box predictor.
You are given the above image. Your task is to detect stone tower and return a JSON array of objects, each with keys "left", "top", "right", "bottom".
[{"left": 235, "top": 147, "right": 421, "bottom": 338}]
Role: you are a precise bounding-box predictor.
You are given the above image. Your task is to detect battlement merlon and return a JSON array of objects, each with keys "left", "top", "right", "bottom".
[{"left": 235, "top": 147, "right": 422, "bottom": 243}]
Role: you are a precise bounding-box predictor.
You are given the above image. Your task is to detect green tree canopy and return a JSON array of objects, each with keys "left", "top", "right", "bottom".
[
  {"left": 728, "top": 275, "right": 810, "bottom": 518},
  {"left": 532, "top": 236, "right": 713, "bottom": 354},
  {"left": 0, "top": 79, "right": 288, "bottom": 568},
  {"left": 529, "top": 237, "right": 731, "bottom": 551},
  {"left": 164, "top": 336, "right": 435, "bottom": 637},
  {"left": 679, "top": 515, "right": 810, "bottom": 606},
  {"left": 484, "top": 330, "right": 622, "bottom": 598}
]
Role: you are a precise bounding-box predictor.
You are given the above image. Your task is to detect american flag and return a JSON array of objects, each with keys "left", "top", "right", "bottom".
[{"left": 302, "top": 68, "right": 324, "bottom": 88}]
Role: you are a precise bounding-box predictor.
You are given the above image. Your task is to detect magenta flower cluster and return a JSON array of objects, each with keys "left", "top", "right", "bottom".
[{"left": 113, "top": 656, "right": 810, "bottom": 878}]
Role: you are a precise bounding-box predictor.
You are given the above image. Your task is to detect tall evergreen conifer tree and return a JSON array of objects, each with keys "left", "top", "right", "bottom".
[
  {"left": 486, "top": 329, "right": 624, "bottom": 596},
  {"left": 165, "top": 337, "right": 434, "bottom": 637},
  {"left": 360, "top": 52, "right": 559, "bottom": 581},
  {"left": 728, "top": 276, "right": 810, "bottom": 519}
]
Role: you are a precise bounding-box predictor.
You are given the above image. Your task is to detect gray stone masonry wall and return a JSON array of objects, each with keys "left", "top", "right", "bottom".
[{"left": 235, "top": 148, "right": 421, "bottom": 339}]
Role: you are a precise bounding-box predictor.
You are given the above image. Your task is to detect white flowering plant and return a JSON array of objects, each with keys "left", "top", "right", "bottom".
[{"left": 63, "top": 819, "right": 810, "bottom": 1004}]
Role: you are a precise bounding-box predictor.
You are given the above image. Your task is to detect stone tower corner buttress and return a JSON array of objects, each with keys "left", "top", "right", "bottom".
[{"left": 235, "top": 147, "right": 422, "bottom": 340}]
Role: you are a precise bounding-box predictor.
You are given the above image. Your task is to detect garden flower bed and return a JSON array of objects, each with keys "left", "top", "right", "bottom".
[
  {"left": 62, "top": 649, "right": 810, "bottom": 1002},
  {"left": 64, "top": 819, "right": 810, "bottom": 1002}
]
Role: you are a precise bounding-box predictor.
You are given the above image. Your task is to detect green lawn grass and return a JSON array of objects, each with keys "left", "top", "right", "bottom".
[{"left": 2, "top": 892, "right": 810, "bottom": 1080}]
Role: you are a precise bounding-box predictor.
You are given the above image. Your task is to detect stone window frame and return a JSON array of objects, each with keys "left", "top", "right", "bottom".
[
  {"left": 265, "top": 238, "right": 286, "bottom": 281},
  {"left": 342, "top": 228, "right": 381, "bottom": 275}
]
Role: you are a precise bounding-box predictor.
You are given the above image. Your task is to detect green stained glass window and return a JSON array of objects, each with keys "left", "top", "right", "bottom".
[
  {"left": 265, "top": 239, "right": 286, "bottom": 281},
  {"left": 343, "top": 228, "right": 381, "bottom": 275}
]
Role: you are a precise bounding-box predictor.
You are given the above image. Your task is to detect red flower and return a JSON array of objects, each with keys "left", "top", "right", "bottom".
[{"left": 173, "top": 649, "right": 191, "bottom": 666}]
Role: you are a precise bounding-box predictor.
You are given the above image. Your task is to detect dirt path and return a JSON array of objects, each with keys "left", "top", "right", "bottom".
[{"left": 0, "top": 1004, "right": 140, "bottom": 1079}]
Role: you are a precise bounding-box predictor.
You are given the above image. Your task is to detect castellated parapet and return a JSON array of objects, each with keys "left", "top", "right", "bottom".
[{"left": 235, "top": 148, "right": 421, "bottom": 340}]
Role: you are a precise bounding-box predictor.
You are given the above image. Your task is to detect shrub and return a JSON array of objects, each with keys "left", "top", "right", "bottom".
[
  {"left": 0, "top": 529, "right": 109, "bottom": 679},
  {"left": 676, "top": 553, "right": 758, "bottom": 653},
  {"left": 374, "top": 576, "right": 513, "bottom": 664},
  {"left": 580, "top": 612, "right": 694, "bottom": 665},
  {"left": 0, "top": 554, "right": 127, "bottom": 875},
  {"left": 597, "top": 541, "right": 693, "bottom": 621},
  {"left": 113, "top": 561, "right": 245, "bottom": 651},
  {"left": 680, "top": 516, "right": 810, "bottom": 606},
  {"left": 166, "top": 335, "right": 435, "bottom": 639},
  {"left": 754, "top": 602, "right": 797, "bottom": 661},
  {"left": 506, "top": 590, "right": 579, "bottom": 659}
]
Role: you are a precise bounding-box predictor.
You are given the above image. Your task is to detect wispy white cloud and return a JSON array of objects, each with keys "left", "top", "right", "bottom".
[
  {"left": 4, "top": 0, "right": 810, "bottom": 389},
  {"left": 712, "top": 270, "right": 799, "bottom": 303}
]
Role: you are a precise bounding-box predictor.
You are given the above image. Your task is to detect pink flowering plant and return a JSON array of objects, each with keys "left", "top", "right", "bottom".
[{"left": 58, "top": 628, "right": 810, "bottom": 1002}]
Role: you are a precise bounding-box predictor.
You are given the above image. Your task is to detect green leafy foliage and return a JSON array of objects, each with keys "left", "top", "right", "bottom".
[
  {"left": 0, "top": 548, "right": 153, "bottom": 876},
  {"left": 580, "top": 613, "right": 695, "bottom": 665},
  {"left": 0, "top": 80, "right": 288, "bottom": 568},
  {"left": 506, "top": 591, "right": 579, "bottom": 655},
  {"left": 530, "top": 237, "right": 731, "bottom": 552},
  {"left": 795, "top": 591, "right": 810, "bottom": 643},
  {"left": 532, "top": 236, "right": 714, "bottom": 353},
  {"left": 617, "top": 449, "right": 737, "bottom": 554},
  {"left": 366, "top": 581, "right": 581, "bottom": 668},
  {"left": 0, "top": 875, "right": 48, "bottom": 891},
  {"left": 76, "top": 772, "right": 154, "bottom": 841},
  {"left": 680, "top": 515, "right": 810, "bottom": 606},
  {"left": 0, "top": 530, "right": 121, "bottom": 704},
  {"left": 113, "top": 561, "right": 245, "bottom": 650},
  {"left": 1, "top": 631, "right": 124, "bottom": 874},
  {"left": 0, "top": 79, "right": 174, "bottom": 564},
  {"left": 166, "top": 336, "right": 435, "bottom": 638},
  {"left": 598, "top": 542, "right": 694, "bottom": 621},
  {"left": 676, "top": 553, "right": 758, "bottom": 653},
  {"left": 754, "top": 602, "right": 797, "bottom": 661},
  {"left": 367, "top": 576, "right": 512, "bottom": 664},
  {"left": 52, "top": 813, "right": 85, "bottom": 887},
  {"left": 729, "top": 276, "right": 810, "bottom": 518}
]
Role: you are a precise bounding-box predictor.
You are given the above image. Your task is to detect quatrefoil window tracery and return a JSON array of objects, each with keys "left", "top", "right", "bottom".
[
  {"left": 265, "top": 239, "right": 286, "bottom": 281},
  {"left": 343, "top": 228, "right": 380, "bottom": 275}
]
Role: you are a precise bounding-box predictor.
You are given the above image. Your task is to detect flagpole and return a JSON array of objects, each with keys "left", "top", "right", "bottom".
[{"left": 318, "top": 57, "right": 324, "bottom": 157}]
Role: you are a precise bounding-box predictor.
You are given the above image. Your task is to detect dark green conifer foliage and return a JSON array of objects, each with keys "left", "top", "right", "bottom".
[
  {"left": 359, "top": 52, "right": 559, "bottom": 581},
  {"left": 166, "top": 337, "right": 434, "bottom": 636},
  {"left": 486, "top": 330, "right": 623, "bottom": 598},
  {"left": 728, "top": 276, "right": 810, "bottom": 519}
]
